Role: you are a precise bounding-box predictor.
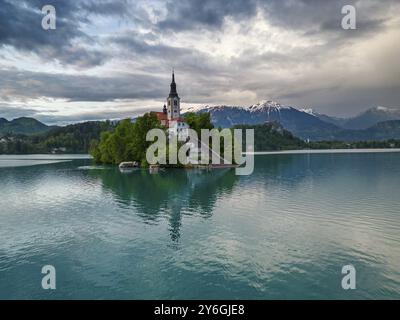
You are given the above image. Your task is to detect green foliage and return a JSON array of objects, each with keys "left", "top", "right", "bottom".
[
  {"left": 233, "top": 123, "right": 400, "bottom": 151},
  {"left": 0, "top": 117, "right": 54, "bottom": 135},
  {"left": 309, "top": 139, "right": 400, "bottom": 149},
  {"left": 3, "top": 113, "right": 400, "bottom": 157},
  {"left": 184, "top": 112, "right": 214, "bottom": 135},
  {"left": 0, "top": 121, "right": 114, "bottom": 154},
  {"left": 90, "top": 113, "right": 163, "bottom": 165},
  {"left": 234, "top": 122, "right": 308, "bottom": 151},
  {"left": 92, "top": 112, "right": 214, "bottom": 166}
]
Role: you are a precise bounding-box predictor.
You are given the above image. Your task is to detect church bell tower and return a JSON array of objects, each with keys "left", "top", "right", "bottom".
[{"left": 167, "top": 71, "right": 180, "bottom": 120}]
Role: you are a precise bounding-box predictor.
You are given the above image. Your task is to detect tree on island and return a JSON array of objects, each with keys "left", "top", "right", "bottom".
[
  {"left": 184, "top": 112, "right": 214, "bottom": 136},
  {"left": 90, "top": 112, "right": 216, "bottom": 166},
  {"left": 90, "top": 113, "right": 164, "bottom": 165}
]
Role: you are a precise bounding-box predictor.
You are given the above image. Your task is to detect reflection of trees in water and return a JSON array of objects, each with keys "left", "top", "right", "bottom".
[
  {"left": 88, "top": 154, "right": 351, "bottom": 244},
  {"left": 253, "top": 154, "right": 311, "bottom": 179},
  {"left": 243, "top": 153, "right": 384, "bottom": 192},
  {"left": 233, "top": 155, "right": 310, "bottom": 195},
  {"left": 88, "top": 168, "right": 238, "bottom": 243}
]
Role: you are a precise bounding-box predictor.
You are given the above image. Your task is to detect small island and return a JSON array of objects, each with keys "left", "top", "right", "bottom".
[{"left": 90, "top": 72, "right": 229, "bottom": 169}]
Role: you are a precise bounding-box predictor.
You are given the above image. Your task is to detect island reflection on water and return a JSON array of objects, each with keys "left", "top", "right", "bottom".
[
  {"left": 88, "top": 167, "right": 240, "bottom": 244},
  {"left": 0, "top": 153, "right": 399, "bottom": 299}
]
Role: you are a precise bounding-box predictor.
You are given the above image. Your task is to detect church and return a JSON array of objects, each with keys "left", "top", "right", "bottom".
[
  {"left": 154, "top": 71, "right": 189, "bottom": 138},
  {"left": 151, "top": 72, "right": 229, "bottom": 166}
]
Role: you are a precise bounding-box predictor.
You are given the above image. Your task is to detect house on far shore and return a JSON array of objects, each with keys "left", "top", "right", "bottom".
[
  {"left": 152, "top": 71, "right": 189, "bottom": 140},
  {"left": 51, "top": 147, "right": 67, "bottom": 154}
]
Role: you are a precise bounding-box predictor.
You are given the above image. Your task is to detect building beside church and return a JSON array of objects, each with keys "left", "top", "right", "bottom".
[{"left": 154, "top": 72, "right": 189, "bottom": 139}]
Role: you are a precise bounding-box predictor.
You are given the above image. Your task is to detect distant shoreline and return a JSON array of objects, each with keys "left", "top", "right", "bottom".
[
  {"left": 0, "top": 154, "right": 91, "bottom": 160},
  {"left": 245, "top": 148, "right": 400, "bottom": 155},
  {"left": 2, "top": 150, "right": 400, "bottom": 169},
  {"left": 2, "top": 149, "right": 400, "bottom": 159}
]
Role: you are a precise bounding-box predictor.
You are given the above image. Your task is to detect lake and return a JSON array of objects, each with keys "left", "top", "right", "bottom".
[{"left": 0, "top": 152, "right": 399, "bottom": 299}]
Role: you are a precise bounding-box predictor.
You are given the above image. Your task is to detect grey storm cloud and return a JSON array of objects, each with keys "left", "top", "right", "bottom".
[
  {"left": 0, "top": 1, "right": 81, "bottom": 49},
  {"left": 157, "top": 0, "right": 393, "bottom": 36},
  {"left": 263, "top": 0, "right": 394, "bottom": 31},
  {"left": 0, "top": 0, "right": 399, "bottom": 122},
  {"left": 109, "top": 32, "right": 221, "bottom": 75},
  {"left": 80, "top": 0, "right": 131, "bottom": 16},
  {"left": 0, "top": 0, "right": 395, "bottom": 68},
  {"left": 111, "top": 32, "right": 192, "bottom": 57},
  {"left": 0, "top": 104, "right": 40, "bottom": 119},
  {"left": 158, "top": 0, "right": 259, "bottom": 30},
  {"left": 0, "top": 103, "right": 153, "bottom": 124},
  {"left": 0, "top": 0, "right": 132, "bottom": 67},
  {"left": 31, "top": 106, "right": 155, "bottom": 125},
  {"left": 0, "top": 69, "right": 167, "bottom": 101}
]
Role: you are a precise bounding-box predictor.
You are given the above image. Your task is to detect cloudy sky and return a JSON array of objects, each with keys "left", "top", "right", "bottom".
[{"left": 0, "top": 0, "right": 399, "bottom": 124}]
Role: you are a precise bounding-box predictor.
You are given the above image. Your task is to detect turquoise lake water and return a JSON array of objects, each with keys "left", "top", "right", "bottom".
[{"left": 0, "top": 152, "right": 399, "bottom": 299}]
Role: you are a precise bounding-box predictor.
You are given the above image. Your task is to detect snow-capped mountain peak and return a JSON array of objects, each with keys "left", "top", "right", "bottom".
[
  {"left": 182, "top": 105, "right": 212, "bottom": 113},
  {"left": 300, "top": 108, "right": 316, "bottom": 115},
  {"left": 248, "top": 100, "right": 291, "bottom": 112},
  {"left": 373, "top": 106, "right": 400, "bottom": 113},
  {"left": 182, "top": 104, "right": 244, "bottom": 113},
  {"left": 180, "top": 101, "right": 400, "bottom": 141},
  {"left": 183, "top": 100, "right": 295, "bottom": 114}
]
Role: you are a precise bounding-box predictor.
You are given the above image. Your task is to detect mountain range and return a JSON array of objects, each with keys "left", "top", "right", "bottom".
[
  {"left": 303, "top": 106, "right": 400, "bottom": 130},
  {"left": 1, "top": 102, "right": 400, "bottom": 142},
  {"left": 0, "top": 117, "right": 56, "bottom": 135},
  {"left": 184, "top": 102, "right": 400, "bottom": 141}
]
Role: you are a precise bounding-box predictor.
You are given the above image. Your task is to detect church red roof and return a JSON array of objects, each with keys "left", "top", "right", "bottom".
[
  {"left": 153, "top": 112, "right": 168, "bottom": 121},
  {"left": 153, "top": 112, "right": 186, "bottom": 124},
  {"left": 172, "top": 117, "right": 186, "bottom": 122}
]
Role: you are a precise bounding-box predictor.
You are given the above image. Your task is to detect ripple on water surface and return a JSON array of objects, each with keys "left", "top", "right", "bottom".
[{"left": 0, "top": 153, "right": 399, "bottom": 299}]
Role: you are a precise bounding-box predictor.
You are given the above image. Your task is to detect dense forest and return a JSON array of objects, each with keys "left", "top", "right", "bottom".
[
  {"left": 90, "top": 112, "right": 215, "bottom": 166},
  {"left": 235, "top": 122, "right": 400, "bottom": 151},
  {"left": 234, "top": 122, "right": 308, "bottom": 151},
  {"left": 90, "top": 113, "right": 163, "bottom": 165},
  {"left": 309, "top": 139, "right": 400, "bottom": 149},
  {"left": 0, "top": 117, "right": 55, "bottom": 135},
  {"left": 0, "top": 121, "right": 114, "bottom": 154},
  {"left": 1, "top": 116, "right": 400, "bottom": 156}
]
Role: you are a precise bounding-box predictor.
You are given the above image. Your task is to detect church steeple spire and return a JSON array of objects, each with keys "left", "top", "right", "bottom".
[
  {"left": 167, "top": 70, "right": 181, "bottom": 119},
  {"left": 169, "top": 69, "right": 178, "bottom": 98}
]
